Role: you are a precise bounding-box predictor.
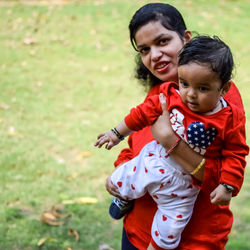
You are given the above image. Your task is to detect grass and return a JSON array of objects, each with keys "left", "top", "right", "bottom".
[{"left": 0, "top": 0, "right": 249, "bottom": 249}]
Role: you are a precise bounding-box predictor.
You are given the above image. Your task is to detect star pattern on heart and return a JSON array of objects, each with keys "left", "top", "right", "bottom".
[{"left": 187, "top": 122, "right": 217, "bottom": 149}]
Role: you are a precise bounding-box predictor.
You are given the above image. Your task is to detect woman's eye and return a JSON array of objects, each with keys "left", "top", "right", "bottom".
[
  {"left": 159, "top": 38, "right": 169, "bottom": 45},
  {"left": 139, "top": 47, "right": 149, "bottom": 55}
]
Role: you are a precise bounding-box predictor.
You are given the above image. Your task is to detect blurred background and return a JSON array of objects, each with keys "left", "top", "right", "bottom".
[{"left": 0, "top": 0, "right": 249, "bottom": 249}]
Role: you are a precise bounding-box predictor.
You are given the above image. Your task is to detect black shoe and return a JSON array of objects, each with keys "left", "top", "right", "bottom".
[{"left": 109, "top": 197, "right": 134, "bottom": 220}]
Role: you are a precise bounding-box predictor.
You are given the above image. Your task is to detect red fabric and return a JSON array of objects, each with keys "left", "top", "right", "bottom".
[
  {"left": 114, "top": 82, "right": 249, "bottom": 250},
  {"left": 124, "top": 82, "right": 248, "bottom": 195}
]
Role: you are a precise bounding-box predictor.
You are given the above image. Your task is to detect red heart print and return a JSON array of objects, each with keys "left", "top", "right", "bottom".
[
  {"left": 155, "top": 231, "right": 159, "bottom": 237},
  {"left": 167, "top": 180, "right": 171, "bottom": 184},
  {"left": 181, "top": 196, "right": 188, "bottom": 199},
  {"left": 148, "top": 152, "right": 154, "bottom": 157},
  {"left": 162, "top": 215, "right": 167, "bottom": 221},
  {"left": 171, "top": 193, "right": 177, "bottom": 197},
  {"left": 176, "top": 214, "right": 183, "bottom": 218},
  {"left": 153, "top": 194, "right": 159, "bottom": 199},
  {"left": 168, "top": 235, "right": 174, "bottom": 239},
  {"left": 187, "top": 184, "right": 193, "bottom": 189},
  {"left": 133, "top": 166, "right": 136, "bottom": 172},
  {"left": 131, "top": 184, "right": 135, "bottom": 190},
  {"left": 117, "top": 181, "right": 122, "bottom": 188},
  {"left": 145, "top": 167, "right": 148, "bottom": 173},
  {"left": 159, "top": 169, "right": 165, "bottom": 174},
  {"left": 160, "top": 184, "right": 164, "bottom": 189},
  {"left": 182, "top": 172, "right": 187, "bottom": 176}
]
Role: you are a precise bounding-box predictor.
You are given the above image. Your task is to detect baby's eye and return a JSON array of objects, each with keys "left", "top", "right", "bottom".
[
  {"left": 199, "top": 86, "right": 209, "bottom": 92},
  {"left": 180, "top": 81, "right": 188, "bottom": 87}
]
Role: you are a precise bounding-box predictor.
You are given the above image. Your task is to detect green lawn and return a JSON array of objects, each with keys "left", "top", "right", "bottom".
[{"left": 0, "top": 0, "right": 249, "bottom": 249}]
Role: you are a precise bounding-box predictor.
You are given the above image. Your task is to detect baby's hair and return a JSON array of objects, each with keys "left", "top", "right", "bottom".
[{"left": 178, "top": 35, "right": 234, "bottom": 85}]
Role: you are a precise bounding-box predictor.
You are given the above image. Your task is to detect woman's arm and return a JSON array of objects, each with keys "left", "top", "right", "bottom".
[{"left": 151, "top": 94, "right": 204, "bottom": 181}]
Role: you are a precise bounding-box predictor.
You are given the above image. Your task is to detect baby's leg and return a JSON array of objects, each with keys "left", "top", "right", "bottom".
[
  {"left": 151, "top": 204, "right": 195, "bottom": 249},
  {"left": 110, "top": 141, "right": 159, "bottom": 200}
]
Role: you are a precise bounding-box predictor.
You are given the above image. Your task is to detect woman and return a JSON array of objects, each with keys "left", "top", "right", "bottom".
[{"left": 106, "top": 3, "right": 248, "bottom": 250}]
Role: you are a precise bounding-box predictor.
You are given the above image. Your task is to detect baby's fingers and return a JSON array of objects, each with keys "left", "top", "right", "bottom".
[{"left": 94, "top": 136, "right": 108, "bottom": 148}]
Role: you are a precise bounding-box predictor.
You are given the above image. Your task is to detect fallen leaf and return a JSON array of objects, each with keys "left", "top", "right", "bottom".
[
  {"left": 51, "top": 206, "right": 71, "bottom": 218},
  {"left": 37, "top": 237, "right": 57, "bottom": 247},
  {"left": 0, "top": 103, "right": 9, "bottom": 110},
  {"left": 40, "top": 212, "right": 65, "bottom": 226},
  {"left": 43, "top": 212, "right": 57, "bottom": 220},
  {"left": 68, "top": 229, "right": 79, "bottom": 241},
  {"left": 23, "top": 37, "right": 37, "bottom": 45},
  {"left": 62, "top": 197, "right": 98, "bottom": 205},
  {"left": 78, "top": 151, "right": 92, "bottom": 158}
]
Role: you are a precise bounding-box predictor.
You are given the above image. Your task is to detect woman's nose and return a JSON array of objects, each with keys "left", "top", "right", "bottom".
[{"left": 151, "top": 47, "right": 162, "bottom": 62}]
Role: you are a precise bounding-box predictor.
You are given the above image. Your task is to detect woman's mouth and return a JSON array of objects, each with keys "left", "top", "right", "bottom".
[{"left": 155, "top": 62, "right": 169, "bottom": 73}]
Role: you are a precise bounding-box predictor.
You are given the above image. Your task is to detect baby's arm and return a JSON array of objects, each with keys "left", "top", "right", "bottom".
[{"left": 94, "top": 120, "right": 132, "bottom": 150}]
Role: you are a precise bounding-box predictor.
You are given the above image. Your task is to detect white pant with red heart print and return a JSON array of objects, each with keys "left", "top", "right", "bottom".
[{"left": 111, "top": 140, "right": 200, "bottom": 249}]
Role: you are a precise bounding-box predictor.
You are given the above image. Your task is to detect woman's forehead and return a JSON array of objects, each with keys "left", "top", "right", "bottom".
[{"left": 135, "top": 21, "right": 178, "bottom": 45}]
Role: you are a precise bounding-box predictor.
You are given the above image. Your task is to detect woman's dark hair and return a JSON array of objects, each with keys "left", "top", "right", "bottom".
[
  {"left": 178, "top": 35, "right": 234, "bottom": 86},
  {"left": 129, "top": 3, "right": 187, "bottom": 90}
]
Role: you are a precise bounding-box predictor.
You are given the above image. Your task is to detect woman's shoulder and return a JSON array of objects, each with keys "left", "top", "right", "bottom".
[{"left": 224, "top": 81, "right": 244, "bottom": 110}]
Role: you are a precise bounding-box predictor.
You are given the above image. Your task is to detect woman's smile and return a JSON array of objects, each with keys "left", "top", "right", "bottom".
[{"left": 135, "top": 21, "right": 190, "bottom": 83}]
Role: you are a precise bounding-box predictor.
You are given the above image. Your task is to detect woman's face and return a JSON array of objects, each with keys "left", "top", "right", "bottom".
[{"left": 135, "top": 21, "right": 191, "bottom": 83}]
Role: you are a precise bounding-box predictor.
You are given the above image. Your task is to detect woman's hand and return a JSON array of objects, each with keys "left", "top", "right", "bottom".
[
  {"left": 210, "top": 184, "right": 232, "bottom": 205},
  {"left": 151, "top": 93, "right": 177, "bottom": 148}
]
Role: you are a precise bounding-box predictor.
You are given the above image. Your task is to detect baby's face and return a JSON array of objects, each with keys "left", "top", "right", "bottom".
[{"left": 178, "top": 62, "right": 225, "bottom": 114}]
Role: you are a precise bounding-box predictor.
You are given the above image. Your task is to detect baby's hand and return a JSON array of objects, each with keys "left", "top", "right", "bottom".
[
  {"left": 94, "top": 130, "right": 120, "bottom": 150},
  {"left": 210, "top": 184, "right": 232, "bottom": 205}
]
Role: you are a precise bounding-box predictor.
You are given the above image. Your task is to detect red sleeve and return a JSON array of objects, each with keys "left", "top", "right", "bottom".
[
  {"left": 114, "top": 84, "right": 162, "bottom": 167},
  {"left": 124, "top": 82, "right": 173, "bottom": 131},
  {"left": 124, "top": 94, "right": 162, "bottom": 131},
  {"left": 219, "top": 105, "right": 249, "bottom": 195}
]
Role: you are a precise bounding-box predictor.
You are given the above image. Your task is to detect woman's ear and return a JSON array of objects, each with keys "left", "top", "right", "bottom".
[
  {"left": 183, "top": 30, "right": 192, "bottom": 43},
  {"left": 221, "top": 81, "right": 231, "bottom": 95}
]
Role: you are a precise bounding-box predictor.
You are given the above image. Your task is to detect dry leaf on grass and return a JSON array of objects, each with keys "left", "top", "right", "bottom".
[
  {"left": 78, "top": 151, "right": 92, "bottom": 158},
  {"left": 37, "top": 237, "right": 57, "bottom": 246},
  {"left": 62, "top": 197, "right": 98, "bottom": 205},
  {"left": 40, "top": 212, "right": 65, "bottom": 226},
  {"left": 68, "top": 228, "right": 79, "bottom": 241}
]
